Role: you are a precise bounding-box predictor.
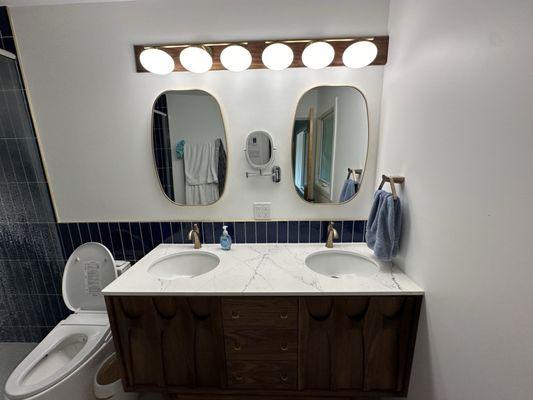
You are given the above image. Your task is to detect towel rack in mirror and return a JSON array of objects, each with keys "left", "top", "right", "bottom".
[
  {"left": 347, "top": 168, "right": 363, "bottom": 180},
  {"left": 378, "top": 174, "right": 405, "bottom": 200}
]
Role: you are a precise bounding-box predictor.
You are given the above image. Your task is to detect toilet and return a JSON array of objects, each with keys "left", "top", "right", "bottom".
[{"left": 5, "top": 243, "right": 126, "bottom": 400}]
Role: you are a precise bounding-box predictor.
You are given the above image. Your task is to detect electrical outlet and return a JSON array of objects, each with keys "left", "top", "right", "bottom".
[{"left": 253, "top": 202, "right": 271, "bottom": 220}]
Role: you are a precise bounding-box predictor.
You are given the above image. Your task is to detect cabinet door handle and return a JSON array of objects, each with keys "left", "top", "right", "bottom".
[
  {"left": 231, "top": 310, "right": 240, "bottom": 319},
  {"left": 280, "top": 373, "right": 288, "bottom": 382},
  {"left": 279, "top": 311, "right": 288, "bottom": 319},
  {"left": 280, "top": 343, "right": 288, "bottom": 351},
  {"left": 233, "top": 342, "right": 242, "bottom": 351}
]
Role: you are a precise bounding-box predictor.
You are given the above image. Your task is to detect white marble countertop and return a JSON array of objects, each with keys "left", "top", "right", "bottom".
[{"left": 102, "top": 243, "right": 424, "bottom": 296}]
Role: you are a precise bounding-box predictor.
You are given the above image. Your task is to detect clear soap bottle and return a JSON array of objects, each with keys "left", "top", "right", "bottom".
[{"left": 220, "top": 225, "right": 232, "bottom": 250}]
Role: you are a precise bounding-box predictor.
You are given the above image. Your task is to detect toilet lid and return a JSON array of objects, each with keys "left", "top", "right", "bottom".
[{"left": 62, "top": 242, "right": 116, "bottom": 312}]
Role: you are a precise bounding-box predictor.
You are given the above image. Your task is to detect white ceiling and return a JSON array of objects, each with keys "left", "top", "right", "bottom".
[{"left": 3, "top": 0, "right": 133, "bottom": 6}]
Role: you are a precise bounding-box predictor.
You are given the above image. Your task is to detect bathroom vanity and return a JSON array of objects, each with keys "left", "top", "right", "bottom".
[{"left": 103, "top": 244, "right": 423, "bottom": 399}]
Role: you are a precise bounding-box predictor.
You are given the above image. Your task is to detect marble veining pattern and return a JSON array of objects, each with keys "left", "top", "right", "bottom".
[{"left": 103, "top": 244, "right": 424, "bottom": 296}]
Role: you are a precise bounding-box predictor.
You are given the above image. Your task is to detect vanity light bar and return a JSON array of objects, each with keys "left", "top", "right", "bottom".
[{"left": 133, "top": 36, "right": 388, "bottom": 73}]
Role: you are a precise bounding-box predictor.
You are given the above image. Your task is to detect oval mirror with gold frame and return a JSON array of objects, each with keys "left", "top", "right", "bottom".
[
  {"left": 292, "top": 85, "right": 368, "bottom": 204},
  {"left": 152, "top": 90, "right": 228, "bottom": 205}
]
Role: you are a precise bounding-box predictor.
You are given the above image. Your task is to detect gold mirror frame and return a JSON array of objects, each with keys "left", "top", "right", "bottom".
[{"left": 290, "top": 84, "right": 370, "bottom": 206}]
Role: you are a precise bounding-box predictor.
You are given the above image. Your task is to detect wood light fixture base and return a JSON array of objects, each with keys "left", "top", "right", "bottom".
[{"left": 134, "top": 36, "right": 389, "bottom": 73}]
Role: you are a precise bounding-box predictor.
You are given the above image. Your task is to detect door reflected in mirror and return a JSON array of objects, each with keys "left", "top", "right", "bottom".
[
  {"left": 152, "top": 90, "right": 227, "bottom": 205},
  {"left": 292, "top": 86, "right": 368, "bottom": 204}
]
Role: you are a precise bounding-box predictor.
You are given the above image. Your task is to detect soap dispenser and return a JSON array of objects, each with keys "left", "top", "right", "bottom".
[{"left": 220, "top": 225, "right": 232, "bottom": 250}]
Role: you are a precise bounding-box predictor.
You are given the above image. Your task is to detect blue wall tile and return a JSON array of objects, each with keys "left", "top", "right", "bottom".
[
  {"left": 161, "top": 222, "right": 172, "bottom": 243},
  {"left": 256, "top": 222, "right": 267, "bottom": 243},
  {"left": 68, "top": 223, "right": 82, "bottom": 250},
  {"left": 234, "top": 222, "right": 245, "bottom": 243},
  {"left": 119, "top": 222, "right": 134, "bottom": 261},
  {"left": 88, "top": 223, "right": 101, "bottom": 243},
  {"left": 354, "top": 220, "right": 365, "bottom": 242},
  {"left": 288, "top": 221, "right": 299, "bottom": 243},
  {"left": 79, "top": 223, "right": 91, "bottom": 244},
  {"left": 277, "top": 221, "right": 288, "bottom": 243},
  {"left": 299, "top": 221, "right": 310, "bottom": 243},
  {"left": 310, "top": 221, "right": 321, "bottom": 243},
  {"left": 108, "top": 223, "right": 125, "bottom": 260},
  {"left": 245, "top": 222, "right": 256, "bottom": 243},
  {"left": 170, "top": 222, "right": 184, "bottom": 244},
  {"left": 202, "top": 222, "right": 215, "bottom": 244},
  {"left": 139, "top": 222, "right": 153, "bottom": 253},
  {"left": 98, "top": 223, "right": 114, "bottom": 258},
  {"left": 150, "top": 222, "right": 163, "bottom": 246},
  {"left": 129, "top": 222, "right": 145, "bottom": 260},
  {"left": 267, "top": 222, "right": 277, "bottom": 243},
  {"left": 341, "top": 220, "right": 354, "bottom": 242}
]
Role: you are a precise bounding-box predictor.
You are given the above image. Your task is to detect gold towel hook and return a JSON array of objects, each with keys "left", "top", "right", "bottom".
[{"left": 378, "top": 174, "right": 405, "bottom": 200}]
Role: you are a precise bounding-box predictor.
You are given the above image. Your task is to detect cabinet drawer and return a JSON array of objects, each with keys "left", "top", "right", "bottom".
[
  {"left": 227, "top": 360, "right": 297, "bottom": 390},
  {"left": 224, "top": 329, "right": 297, "bottom": 360},
  {"left": 222, "top": 298, "right": 297, "bottom": 329}
]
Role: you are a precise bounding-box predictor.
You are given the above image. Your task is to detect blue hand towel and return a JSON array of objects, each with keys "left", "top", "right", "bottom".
[
  {"left": 366, "top": 190, "right": 402, "bottom": 261},
  {"left": 176, "top": 139, "right": 185, "bottom": 159},
  {"left": 339, "top": 179, "right": 359, "bottom": 202}
]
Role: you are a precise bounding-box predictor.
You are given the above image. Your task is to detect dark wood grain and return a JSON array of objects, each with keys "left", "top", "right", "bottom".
[
  {"left": 224, "top": 328, "right": 298, "bottom": 361},
  {"left": 222, "top": 297, "right": 298, "bottom": 329},
  {"left": 298, "top": 296, "right": 422, "bottom": 394},
  {"left": 167, "top": 395, "right": 358, "bottom": 400},
  {"left": 227, "top": 360, "right": 297, "bottom": 390},
  {"left": 106, "top": 296, "right": 226, "bottom": 390},
  {"left": 134, "top": 36, "right": 389, "bottom": 73},
  {"left": 106, "top": 295, "right": 422, "bottom": 398}
]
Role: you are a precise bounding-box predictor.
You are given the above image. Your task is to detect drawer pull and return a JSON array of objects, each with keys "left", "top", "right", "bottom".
[
  {"left": 233, "top": 342, "right": 242, "bottom": 351},
  {"left": 280, "top": 373, "right": 288, "bottom": 382},
  {"left": 279, "top": 311, "right": 288, "bottom": 320},
  {"left": 235, "top": 374, "right": 244, "bottom": 382},
  {"left": 231, "top": 310, "right": 240, "bottom": 319},
  {"left": 280, "top": 343, "right": 288, "bottom": 351}
]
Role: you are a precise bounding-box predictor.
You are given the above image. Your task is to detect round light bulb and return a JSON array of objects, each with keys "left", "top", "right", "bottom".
[
  {"left": 179, "top": 46, "right": 213, "bottom": 73},
  {"left": 261, "top": 43, "right": 294, "bottom": 70},
  {"left": 302, "top": 41, "right": 335, "bottom": 69},
  {"left": 220, "top": 45, "right": 252, "bottom": 72},
  {"left": 139, "top": 48, "right": 174, "bottom": 75},
  {"left": 342, "top": 41, "right": 378, "bottom": 68}
]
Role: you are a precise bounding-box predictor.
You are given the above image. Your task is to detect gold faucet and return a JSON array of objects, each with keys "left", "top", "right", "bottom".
[
  {"left": 188, "top": 224, "right": 202, "bottom": 249},
  {"left": 325, "top": 222, "right": 338, "bottom": 248}
]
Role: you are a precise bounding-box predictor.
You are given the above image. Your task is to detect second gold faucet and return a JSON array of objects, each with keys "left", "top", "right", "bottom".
[{"left": 325, "top": 222, "right": 338, "bottom": 248}]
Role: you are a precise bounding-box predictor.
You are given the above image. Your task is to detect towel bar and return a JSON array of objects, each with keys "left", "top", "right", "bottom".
[
  {"left": 346, "top": 168, "right": 363, "bottom": 180},
  {"left": 378, "top": 174, "right": 405, "bottom": 200}
]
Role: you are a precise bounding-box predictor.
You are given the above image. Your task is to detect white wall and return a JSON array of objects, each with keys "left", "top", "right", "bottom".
[
  {"left": 9, "top": 0, "right": 389, "bottom": 222},
  {"left": 166, "top": 91, "right": 226, "bottom": 204},
  {"left": 378, "top": 0, "right": 533, "bottom": 398}
]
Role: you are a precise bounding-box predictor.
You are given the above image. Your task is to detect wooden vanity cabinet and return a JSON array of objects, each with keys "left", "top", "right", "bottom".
[{"left": 105, "top": 295, "right": 422, "bottom": 399}]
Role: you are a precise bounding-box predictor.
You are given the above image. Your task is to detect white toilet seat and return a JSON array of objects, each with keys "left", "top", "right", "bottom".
[{"left": 5, "top": 313, "right": 111, "bottom": 400}]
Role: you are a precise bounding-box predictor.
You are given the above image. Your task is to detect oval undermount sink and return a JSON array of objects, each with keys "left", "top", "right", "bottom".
[
  {"left": 148, "top": 251, "right": 220, "bottom": 279},
  {"left": 305, "top": 250, "right": 378, "bottom": 278}
]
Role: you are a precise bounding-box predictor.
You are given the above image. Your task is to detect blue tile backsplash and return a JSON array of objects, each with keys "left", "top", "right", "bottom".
[
  {"left": 56, "top": 220, "right": 366, "bottom": 263},
  {"left": 0, "top": 7, "right": 367, "bottom": 343}
]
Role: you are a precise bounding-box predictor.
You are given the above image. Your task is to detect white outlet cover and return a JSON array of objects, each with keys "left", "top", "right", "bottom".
[{"left": 253, "top": 202, "right": 271, "bottom": 220}]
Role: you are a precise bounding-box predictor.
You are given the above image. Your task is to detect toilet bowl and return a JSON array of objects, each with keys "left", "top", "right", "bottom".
[{"left": 5, "top": 243, "right": 124, "bottom": 400}]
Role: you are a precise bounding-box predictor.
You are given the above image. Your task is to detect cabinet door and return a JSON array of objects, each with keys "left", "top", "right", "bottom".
[
  {"left": 299, "top": 296, "right": 422, "bottom": 394},
  {"left": 106, "top": 296, "right": 226, "bottom": 391}
]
